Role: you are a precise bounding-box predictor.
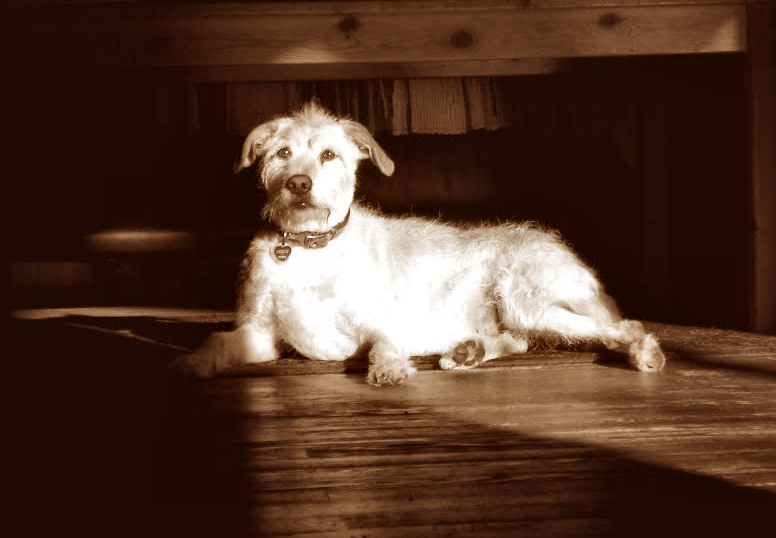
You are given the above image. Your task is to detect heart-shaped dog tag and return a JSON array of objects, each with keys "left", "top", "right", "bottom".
[{"left": 274, "top": 244, "right": 292, "bottom": 261}]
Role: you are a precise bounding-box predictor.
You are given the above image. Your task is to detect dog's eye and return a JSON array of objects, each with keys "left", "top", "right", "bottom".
[
  {"left": 320, "top": 149, "right": 337, "bottom": 163},
  {"left": 276, "top": 147, "right": 292, "bottom": 159}
]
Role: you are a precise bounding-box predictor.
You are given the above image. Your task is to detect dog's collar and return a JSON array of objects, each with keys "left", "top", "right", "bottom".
[{"left": 273, "top": 210, "right": 350, "bottom": 261}]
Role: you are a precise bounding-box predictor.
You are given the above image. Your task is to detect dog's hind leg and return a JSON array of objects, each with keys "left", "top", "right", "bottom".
[{"left": 525, "top": 303, "right": 666, "bottom": 372}]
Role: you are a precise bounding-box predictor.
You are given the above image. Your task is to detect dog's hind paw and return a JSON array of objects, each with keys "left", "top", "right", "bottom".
[
  {"left": 628, "top": 334, "right": 666, "bottom": 372},
  {"left": 439, "top": 339, "right": 486, "bottom": 370}
]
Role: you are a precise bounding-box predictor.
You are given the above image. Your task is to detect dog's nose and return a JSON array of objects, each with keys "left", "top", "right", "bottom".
[{"left": 285, "top": 175, "right": 312, "bottom": 195}]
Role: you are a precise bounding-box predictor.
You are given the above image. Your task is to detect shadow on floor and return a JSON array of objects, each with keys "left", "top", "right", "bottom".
[{"left": 7, "top": 317, "right": 775, "bottom": 537}]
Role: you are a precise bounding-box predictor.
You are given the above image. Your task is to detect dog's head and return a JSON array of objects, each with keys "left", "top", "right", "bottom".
[{"left": 235, "top": 102, "right": 394, "bottom": 233}]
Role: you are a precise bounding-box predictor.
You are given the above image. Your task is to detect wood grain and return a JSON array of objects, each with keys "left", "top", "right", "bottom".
[
  {"left": 2, "top": 2, "right": 746, "bottom": 75},
  {"left": 163, "top": 354, "right": 776, "bottom": 537},
  {"left": 166, "top": 59, "right": 564, "bottom": 83},
  {"left": 749, "top": 2, "right": 776, "bottom": 333},
  {"left": 10, "top": 313, "right": 776, "bottom": 537}
]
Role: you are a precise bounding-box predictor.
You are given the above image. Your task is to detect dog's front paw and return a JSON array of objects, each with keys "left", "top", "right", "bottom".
[
  {"left": 171, "top": 351, "right": 219, "bottom": 379},
  {"left": 171, "top": 328, "right": 280, "bottom": 379},
  {"left": 366, "top": 341, "right": 415, "bottom": 387},
  {"left": 367, "top": 356, "right": 415, "bottom": 387},
  {"left": 367, "top": 362, "right": 411, "bottom": 386},
  {"left": 169, "top": 331, "right": 234, "bottom": 379}
]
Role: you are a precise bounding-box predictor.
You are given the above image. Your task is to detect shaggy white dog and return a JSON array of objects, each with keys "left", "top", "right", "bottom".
[{"left": 174, "top": 103, "right": 665, "bottom": 386}]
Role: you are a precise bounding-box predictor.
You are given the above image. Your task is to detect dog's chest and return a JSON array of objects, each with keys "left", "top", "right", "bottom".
[
  {"left": 266, "top": 259, "right": 373, "bottom": 359},
  {"left": 264, "top": 245, "right": 374, "bottom": 327}
]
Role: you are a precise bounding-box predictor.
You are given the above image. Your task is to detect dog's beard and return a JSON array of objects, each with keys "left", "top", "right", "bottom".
[{"left": 262, "top": 199, "right": 331, "bottom": 232}]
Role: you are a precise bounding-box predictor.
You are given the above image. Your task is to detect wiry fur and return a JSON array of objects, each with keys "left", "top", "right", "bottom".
[{"left": 174, "top": 103, "right": 666, "bottom": 386}]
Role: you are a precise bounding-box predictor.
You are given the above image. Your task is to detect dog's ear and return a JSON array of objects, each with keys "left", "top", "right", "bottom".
[
  {"left": 341, "top": 121, "right": 395, "bottom": 177},
  {"left": 234, "top": 120, "right": 280, "bottom": 174}
]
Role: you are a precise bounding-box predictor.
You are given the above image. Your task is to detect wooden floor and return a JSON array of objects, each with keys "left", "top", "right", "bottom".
[{"left": 8, "top": 309, "right": 776, "bottom": 537}]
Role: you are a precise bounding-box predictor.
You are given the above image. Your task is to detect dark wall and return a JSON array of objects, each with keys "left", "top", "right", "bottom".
[{"left": 5, "top": 56, "right": 752, "bottom": 329}]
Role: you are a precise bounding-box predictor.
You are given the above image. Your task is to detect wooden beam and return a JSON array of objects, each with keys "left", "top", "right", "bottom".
[
  {"left": 170, "top": 59, "right": 564, "bottom": 83},
  {"left": 3, "top": 2, "right": 747, "bottom": 75}
]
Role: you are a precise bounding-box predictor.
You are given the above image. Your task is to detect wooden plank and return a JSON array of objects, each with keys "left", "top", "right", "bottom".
[
  {"left": 749, "top": 2, "right": 776, "bottom": 334},
  {"left": 15, "top": 308, "right": 776, "bottom": 375},
  {"left": 3, "top": 2, "right": 747, "bottom": 74},
  {"left": 157, "top": 362, "right": 776, "bottom": 536},
  {"left": 5, "top": 1, "right": 753, "bottom": 12},
  {"left": 11, "top": 314, "right": 776, "bottom": 536},
  {"left": 169, "top": 59, "right": 564, "bottom": 83}
]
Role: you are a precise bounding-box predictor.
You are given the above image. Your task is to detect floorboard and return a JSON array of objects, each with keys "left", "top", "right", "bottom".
[{"left": 7, "top": 310, "right": 776, "bottom": 537}]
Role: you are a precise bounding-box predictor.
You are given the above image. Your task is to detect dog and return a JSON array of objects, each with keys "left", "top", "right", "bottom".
[{"left": 174, "top": 102, "right": 666, "bottom": 386}]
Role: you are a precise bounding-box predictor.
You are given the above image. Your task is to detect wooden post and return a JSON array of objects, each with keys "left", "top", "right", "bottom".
[{"left": 749, "top": 2, "right": 776, "bottom": 333}]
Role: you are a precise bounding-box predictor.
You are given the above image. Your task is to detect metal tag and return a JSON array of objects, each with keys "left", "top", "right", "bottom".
[{"left": 274, "top": 244, "right": 292, "bottom": 261}]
